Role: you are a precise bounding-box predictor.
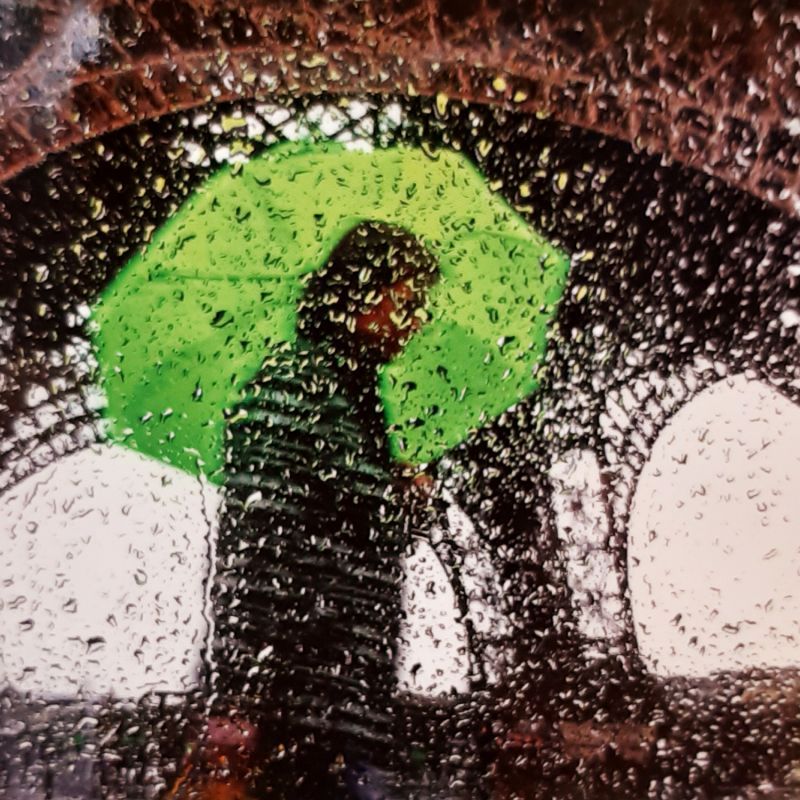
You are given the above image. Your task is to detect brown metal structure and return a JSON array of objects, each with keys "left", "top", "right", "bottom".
[
  {"left": 1, "top": 4, "right": 799, "bottom": 796},
  {"left": 0, "top": 0, "right": 799, "bottom": 215}
]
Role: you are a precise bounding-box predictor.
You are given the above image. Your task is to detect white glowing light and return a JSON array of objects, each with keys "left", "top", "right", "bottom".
[
  {"left": 628, "top": 375, "right": 800, "bottom": 677},
  {"left": 0, "top": 445, "right": 219, "bottom": 699}
]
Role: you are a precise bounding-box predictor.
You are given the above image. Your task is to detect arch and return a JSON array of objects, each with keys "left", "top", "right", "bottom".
[
  {"left": 0, "top": 444, "right": 219, "bottom": 698},
  {"left": 628, "top": 375, "right": 800, "bottom": 677},
  {"left": 93, "top": 139, "right": 568, "bottom": 478},
  {"left": 0, "top": 2, "right": 793, "bottom": 216}
]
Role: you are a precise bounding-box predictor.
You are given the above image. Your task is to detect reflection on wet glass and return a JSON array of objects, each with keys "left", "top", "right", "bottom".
[{"left": 0, "top": 18, "right": 799, "bottom": 800}]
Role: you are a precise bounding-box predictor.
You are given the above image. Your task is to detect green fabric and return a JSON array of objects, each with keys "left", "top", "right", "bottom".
[{"left": 92, "top": 139, "right": 568, "bottom": 480}]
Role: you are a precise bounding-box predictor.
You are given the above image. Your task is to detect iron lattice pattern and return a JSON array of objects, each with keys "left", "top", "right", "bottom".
[{"left": 0, "top": 0, "right": 799, "bottom": 214}]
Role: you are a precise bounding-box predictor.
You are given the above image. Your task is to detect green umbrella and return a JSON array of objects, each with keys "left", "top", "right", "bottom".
[{"left": 92, "top": 139, "right": 569, "bottom": 481}]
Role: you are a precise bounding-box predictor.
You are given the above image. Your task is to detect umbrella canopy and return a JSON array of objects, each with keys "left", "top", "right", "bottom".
[{"left": 92, "top": 139, "right": 569, "bottom": 480}]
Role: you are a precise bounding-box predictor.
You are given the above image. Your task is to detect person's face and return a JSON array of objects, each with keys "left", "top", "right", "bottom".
[{"left": 353, "top": 278, "right": 428, "bottom": 361}]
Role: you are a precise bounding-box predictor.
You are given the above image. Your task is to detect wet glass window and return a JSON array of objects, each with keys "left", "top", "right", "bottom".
[{"left": 0, "top": 3, "right": 799, "bottom": 799}]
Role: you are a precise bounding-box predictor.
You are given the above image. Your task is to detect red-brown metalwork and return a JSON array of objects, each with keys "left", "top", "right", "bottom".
[{"left": 1, "top": 1, "right": 798, "bottom": 215}]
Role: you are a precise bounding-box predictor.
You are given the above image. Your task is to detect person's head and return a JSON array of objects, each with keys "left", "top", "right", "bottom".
[{"left": 297, "top": 221, "right": 438, "bottom": 363}]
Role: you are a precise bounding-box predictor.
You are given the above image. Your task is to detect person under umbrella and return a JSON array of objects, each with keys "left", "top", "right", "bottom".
[{"left": 168, "top": 221, "right": 438, "bottom": 799}]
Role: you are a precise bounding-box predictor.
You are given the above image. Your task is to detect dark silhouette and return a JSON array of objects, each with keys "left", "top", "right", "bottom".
[{"left": 169, "top": 222, "right": 437, "bottom": 799}]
